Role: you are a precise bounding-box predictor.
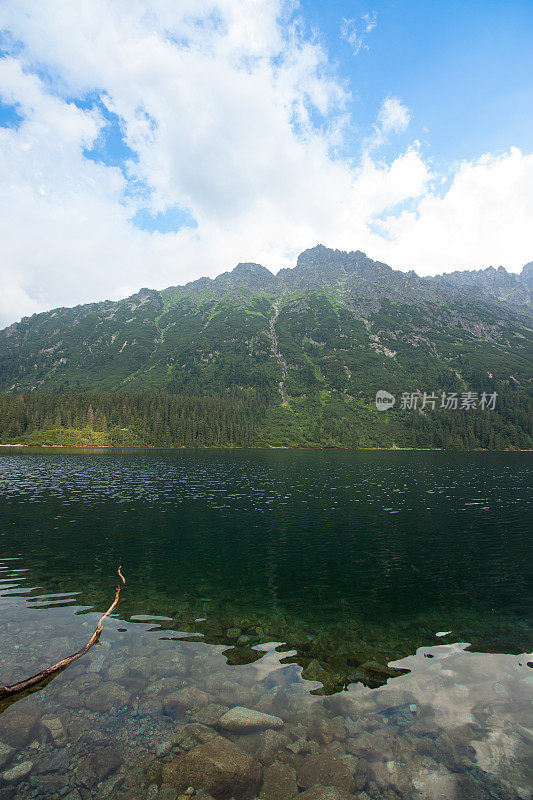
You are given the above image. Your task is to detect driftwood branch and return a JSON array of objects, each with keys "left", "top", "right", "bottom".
[{"left": 0, "top": 567, "right": 125, "bottom": 700}]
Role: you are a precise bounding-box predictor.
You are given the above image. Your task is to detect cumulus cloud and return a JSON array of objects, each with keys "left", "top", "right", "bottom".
[
  {"left": 0, "top": 0, "right": 531, "bottom": 327},
  {"left": 377, "top": 96, "right": 411, "bottom": 136},
  {"left": 377, "top": 147, "right": 533, "bottom": 273},
  {"left": 364, "top": 95, "right": 411, "bottom": 153}
]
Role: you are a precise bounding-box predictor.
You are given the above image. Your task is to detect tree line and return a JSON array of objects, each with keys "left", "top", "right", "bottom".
[{"left": 0, "top": 387, "right": 530, "bottom": 449}]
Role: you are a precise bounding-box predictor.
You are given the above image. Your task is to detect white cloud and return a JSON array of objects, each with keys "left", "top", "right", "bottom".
[
  {"left": 341, "top": 11, "right": 377, "bottom": 56},
  {"left": 363, "top": 96, "right": 411, "bottom": 153},
  {"left": 377, "top": 96, "right": 411, "bottom": 136},
  {"left": 376, "top": 147, "right": 533, "bottom": 274},
  {"left": 0, "top": 0, "right": 531, "bottom": 328}
]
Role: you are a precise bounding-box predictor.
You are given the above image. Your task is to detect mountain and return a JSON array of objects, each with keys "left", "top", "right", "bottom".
[
  {"left": 0, "top": 246, "right": 531, "bottom": 449},
  {"left": 435, "top": 261, "right": 533, "bottom": 307}
]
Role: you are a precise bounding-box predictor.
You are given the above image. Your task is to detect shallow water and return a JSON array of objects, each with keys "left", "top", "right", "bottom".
[{"left": 0, "top": 449, "right": 531, "bottom": 799}]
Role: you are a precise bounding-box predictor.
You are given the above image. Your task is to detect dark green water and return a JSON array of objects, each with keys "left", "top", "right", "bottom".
[
  {"left": 0, "top": 449, "right": 531, "bottom": 798},
  {"left": 1, "top": 449, "right": 531, "bottom": 677}
]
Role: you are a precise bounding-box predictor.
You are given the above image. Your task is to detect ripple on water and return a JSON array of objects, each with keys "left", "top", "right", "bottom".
[{"left": 0, "top": 449, "right": 531, "bottom": 797}]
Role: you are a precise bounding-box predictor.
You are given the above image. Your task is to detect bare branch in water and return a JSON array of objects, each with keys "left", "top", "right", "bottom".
[{"left": 0, "top": 567, "right": 126, "bottom": 700}]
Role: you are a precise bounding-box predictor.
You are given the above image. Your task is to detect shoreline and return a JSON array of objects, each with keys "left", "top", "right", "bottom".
[{"left": 1, "top": 443, "right": 531, "bottom": 452}]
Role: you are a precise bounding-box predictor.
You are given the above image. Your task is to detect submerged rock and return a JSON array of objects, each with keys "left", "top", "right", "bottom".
[
  {"left": 163, "top": 687, "right": 210, "bottom": 716},
  {"left": 191, "top": 703, "right": 229, "bottom": 727},
  {"left": 0, "top": 742, "right": 14, "bottom": 770},
  {"left": 41, "top": 716, "right": 68, "bottom": 746},
  {"left": 137, "top": 699, "right": 164, "bottom": 716},
  {"left": 223, "top": 645, "right": 263, "bottom": 666},
  {"left": 298, "top": 788, "right": 356, "bottom": 800},
  {"left": 218, "top": 706, "right": 283, "bottom": 734},
  {"left": 2, "top": 759, "right": 33, "bottom": 782},
  {"left": 162, "top": 736, "right": 261, "bottom": 800},
  {"left": 85, "top": 682, "right": 131, "bottom": 712},
  {"left": 254, "top": 729, "right": 290, "bottom": 763},
  {"left": 308, "top": 717, "right": 346, "bottom": 745},
  {"left": 254, "top": 688, "right": 289, "bottom": 716},
  {"left": 302, "top": 659, "right": 330, "bottom": 684},
  {"left": 90, "top": 747, "right": 123, "bottom": 783},
  {"left": 75, "top": 746, "right": 124, "bottom": 788},
  {"left": 298, "top": 753, "right": 355, "bottom": 792},
  {"left": 287, "top": 738, "right": 319, "bottom": 755},
  {"left": 0, "top": 706, "right": 40, "bottom": 748},
  {"left": 359, "top": 661, "right": 407, "bottom": 679},
  {"left": 185, "top": 723, "right": 219, "bottom": 744},
  {"left": 347, "top": 731, "right": 393, "bottom": 760},
  {"left": 35, "top": 747, "right": 69, "bottom": 774},
  {"left": 259, "top": 761, "right": 299, "bottom": 800}
]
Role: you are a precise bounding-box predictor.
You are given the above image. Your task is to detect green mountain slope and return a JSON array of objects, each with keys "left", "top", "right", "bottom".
[{"left": 1, "top": 246, "right": 532, "bottom": 448}]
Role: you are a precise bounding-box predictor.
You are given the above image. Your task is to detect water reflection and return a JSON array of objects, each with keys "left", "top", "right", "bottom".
[
  {"left": 0, "top": 579, "right": 531, "bottom": 799},
  {"left": 0, "top": 557, "right": 531, "bottom": 797},
  {"left": 0, "top": 450, "right": 531, "bottom": 797}
]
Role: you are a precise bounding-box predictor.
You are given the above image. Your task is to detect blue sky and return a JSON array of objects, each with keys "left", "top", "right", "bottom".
[
  {"left": 3, "top": 0, "right": 528, "bottom": 230},
  {"left": 0, "top": 0, "right": 532, "bottom": 325},
  {"left": 54, "top": 0, "right": 533, "bottom": 194},
  {"left": 305, "top": 0, "right": 533, "bottom": 164}
]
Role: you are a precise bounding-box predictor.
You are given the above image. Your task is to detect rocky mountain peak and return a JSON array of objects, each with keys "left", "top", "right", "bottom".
[
  {"left": 232, "top": 262, "right": 271, "bottom": 276},
  {"left": 521, "top": 262, "right": 533, "bottom": 284}
]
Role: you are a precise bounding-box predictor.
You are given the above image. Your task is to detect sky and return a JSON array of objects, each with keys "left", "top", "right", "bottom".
[{"left": 0, "top": 0, "right": 532, "bottom": 327}]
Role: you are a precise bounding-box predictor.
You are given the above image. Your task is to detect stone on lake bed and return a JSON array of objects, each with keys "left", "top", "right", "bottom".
[
  {"left": 2, "top": 759, "right": 33, "bottom": 782},
  {"left": 85, "top": 682, "right": 131, "bottom": 712},
  {"left": 186, "top": 723, "right": 219, "bottom": 744},
  {"left": 259, "top": 761, "right": 299, "bottom": 800},
  {"left": 218, "top": 706, "right": 284, "bottom": 733},
  {"left": 0, "top": 707, "right": 40, "bottom": 748},
  {"left": 359, "top": 660, "right": 400, "bottom": 678},
  {"left": 301, "top": 659, "right": 330, "bottom": 684},
  {"left": 191, "top": 702, "right": 229, "bottom": 727},
  {"left": 0, "top": 742, "right": 15, "bottom": 770},
  {"left": 35, "top": 747, "right": 69, "bottom": 774},
  {"left": 163, "top": 687, "right": 211, "bottom": 716},
  {"left": 298, "top": 787, "right": 356, "bottom": 800},
  {"left": 308, "top": 717, "right": 346, "bottom": 744},
  {"left": 162, "top": 736, "right": 261, "bottom": 800},
  {"left": 254, "top": 729, "right": 290, "bottom": 763},
  {"left": 90, "top": 747, "right": 123, "bottom": 782},
  {"left": 41, "top": 716, "right": 67, "bottom": 746},
  {"left": 298, "top": 753, "right": 356, "bottom": 793}
]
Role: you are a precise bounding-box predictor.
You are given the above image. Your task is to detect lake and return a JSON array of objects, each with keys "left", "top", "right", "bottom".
[{"left": 0, "top": 449, "right": 531, "bottom": 799}]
